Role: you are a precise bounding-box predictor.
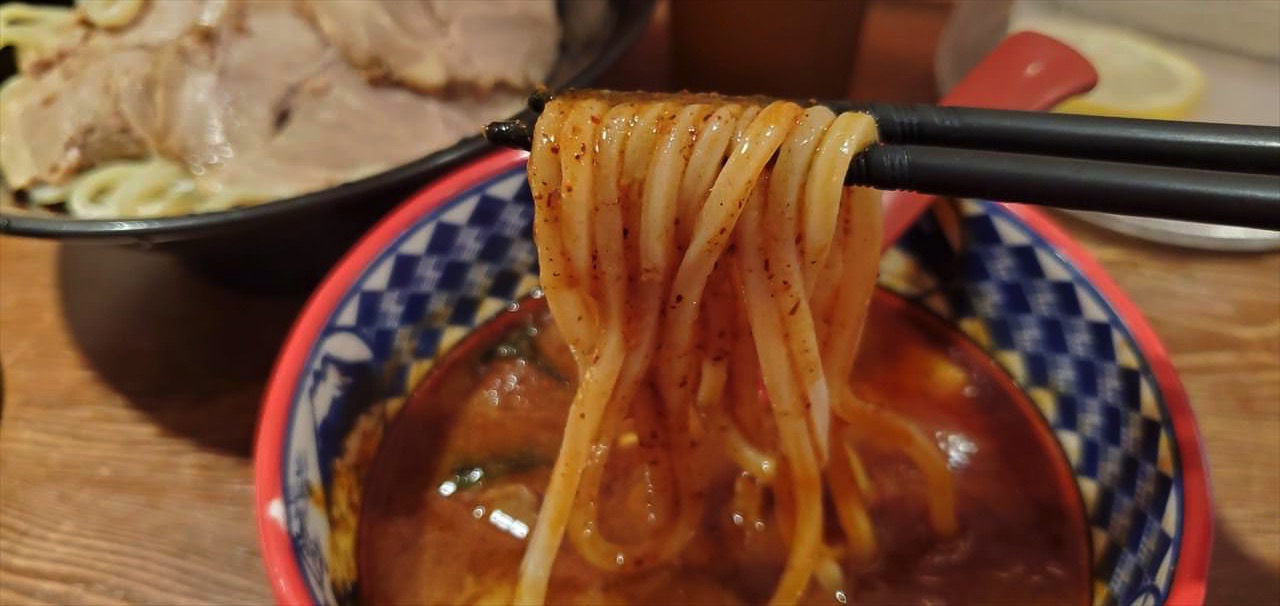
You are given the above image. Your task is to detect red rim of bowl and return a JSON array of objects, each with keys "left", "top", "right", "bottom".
[{"left": 253, "top": 149, "right": 1212, "bottom": 606}]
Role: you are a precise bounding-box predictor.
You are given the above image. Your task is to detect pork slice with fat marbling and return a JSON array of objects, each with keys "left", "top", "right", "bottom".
[
  {"left": 0, "top": 47, "right": 153, "bottom": 189},
  {"left": 145, "top": 2, "right": 332, "bottom": 180},
  {"left": 0, "top": 0, "right": 300, "bottom": 189},
  {"left": 429, "top": 0, "right": 559, "bottom": 90},
  {"left": 300, "top": 0, "right": 558, "bottom": 93},
  {"left": 203, "top": 59, "right": 526, "bottom": 200}
]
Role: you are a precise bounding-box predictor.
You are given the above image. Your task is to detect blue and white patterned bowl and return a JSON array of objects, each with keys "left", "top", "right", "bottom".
[{"left": 255, "top": 149, "right": 1212, "bottom": 606}]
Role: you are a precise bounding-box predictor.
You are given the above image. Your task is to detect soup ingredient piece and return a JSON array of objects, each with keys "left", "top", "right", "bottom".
[
  {"left": 444, "top": 450, "right": 549, "bottom": 492},
  {"left": 428, "top": 355, "right": 574, "bottom": 490},
  {"left": 476, "top": 484, "right": 541, "bottom": 536},
  {"left": 486, "top": 321, "right": 572, "bottom": 384},
  {"left": 299, "top": 0, "right": 558, "bottom": 93},
  {"left": 1013, "top": 18, "right": 1205, "bottom": 120}
]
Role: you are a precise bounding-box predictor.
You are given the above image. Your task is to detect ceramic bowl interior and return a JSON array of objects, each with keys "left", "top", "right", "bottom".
[{"left": 255, "top": 150, "right": 1211, "bottom": 606}]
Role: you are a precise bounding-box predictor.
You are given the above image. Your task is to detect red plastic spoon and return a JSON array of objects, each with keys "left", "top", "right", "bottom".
[{"left": 880, "top": 31, "right": 1098, "bottom": 249}]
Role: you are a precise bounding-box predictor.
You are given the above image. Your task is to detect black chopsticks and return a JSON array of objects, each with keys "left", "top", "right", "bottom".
[
  {"left": 484, "top": 94, "right": 1280, "bottom": 230},
  {"left": 850, "top": 146, "right": 1279, "bottom": 228},
  {"left": 831, "top": 103, "right": 1280, "bottom": 175}
]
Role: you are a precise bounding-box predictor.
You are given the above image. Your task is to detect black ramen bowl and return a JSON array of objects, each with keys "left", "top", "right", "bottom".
[{"left": 0, "top": 0, "right": 656, "bottom": 293}]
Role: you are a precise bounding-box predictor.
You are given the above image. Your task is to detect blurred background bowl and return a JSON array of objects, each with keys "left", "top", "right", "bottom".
[{"left": 0, "top": 0, "right": 657, "bottom": 293}]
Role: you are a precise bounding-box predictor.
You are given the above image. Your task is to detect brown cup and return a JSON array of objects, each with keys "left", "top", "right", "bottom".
[{"left": 670, "top": 0, "right": 870, "bottom": 99}]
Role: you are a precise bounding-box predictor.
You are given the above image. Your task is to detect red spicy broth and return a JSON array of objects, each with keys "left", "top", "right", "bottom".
[{"left": 358, "top": 291, "right": 1090, "bottom": 605}]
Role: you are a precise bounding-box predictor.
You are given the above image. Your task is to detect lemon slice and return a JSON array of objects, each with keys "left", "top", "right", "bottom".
[{"left": 1013, "top": 18, "right": 1205, "bottom": 120}]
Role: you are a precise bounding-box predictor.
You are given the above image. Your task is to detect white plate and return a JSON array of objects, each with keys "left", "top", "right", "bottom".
[{"left": 935, "top": 0, "right": 1280, "bottom": 252}]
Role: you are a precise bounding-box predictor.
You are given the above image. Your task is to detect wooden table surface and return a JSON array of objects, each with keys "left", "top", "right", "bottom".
[{"left": 1, "top": 2, "right": 1276, "bottom": 604}]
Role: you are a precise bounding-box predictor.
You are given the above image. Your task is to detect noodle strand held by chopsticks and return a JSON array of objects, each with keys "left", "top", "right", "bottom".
[{"left": 517, "top": 91, "right": 957, "bottom": 606}]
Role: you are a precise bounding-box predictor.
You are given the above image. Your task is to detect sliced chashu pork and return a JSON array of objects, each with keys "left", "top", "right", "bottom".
[
  {"left": 145, "top": 2, "right": 331, "bottom": 178},
  {"left": 203, "top": 58, "right": 526, "bottom": 199},
  {"left": 3, "top": 0, "right": 555, "bottom": 201},
  {"left": 0, "top": 47, "right": 153, "bottom": 188},
  {"left": 0, "top": 1, "right": 331, "bottom": 190},
  {"left": 0, "top": 0, "right": 227, "bottom": 187},
  {"left": 300, "top": 0, "right": 558, "bottom": 93}
]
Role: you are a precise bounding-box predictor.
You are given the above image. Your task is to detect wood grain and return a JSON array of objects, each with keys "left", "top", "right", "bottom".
[
  {"left": 1, "top": 2, "right": 1276, "bottom": 604},
  {"left": 0, "top": 238, "right": 301, "bottom": 604}
]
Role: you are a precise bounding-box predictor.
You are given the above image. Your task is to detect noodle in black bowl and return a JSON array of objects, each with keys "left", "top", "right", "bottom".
[
  {"left": 0, "top": 0, "right": 655, "bottom": 293},
  {"left": 254, "top": 148, "right": 1212, "bottom": 606}
]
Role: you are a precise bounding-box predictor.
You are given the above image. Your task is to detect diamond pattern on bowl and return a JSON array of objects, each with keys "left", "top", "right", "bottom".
[
  {"left": 280, "top": 169, "right": 541, "bottom": 603},
  {"left": 890, "top": 201, "right": 1185, "bottom": 606},
  {"left": 278, "top": 163, "right": 1190, "bottom": 606}
]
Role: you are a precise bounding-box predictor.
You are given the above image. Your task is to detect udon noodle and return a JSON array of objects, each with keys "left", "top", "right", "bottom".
[{"left": 517, "top": 92, "right": 957, "bottom": 605}]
